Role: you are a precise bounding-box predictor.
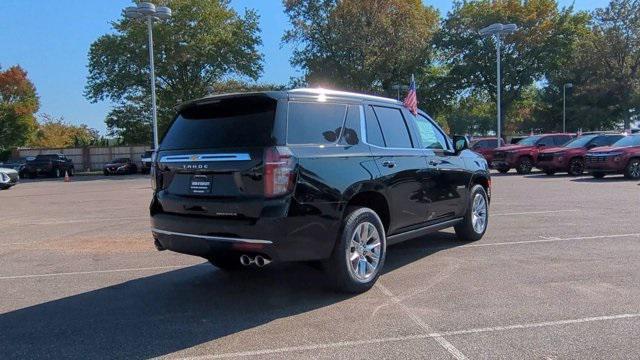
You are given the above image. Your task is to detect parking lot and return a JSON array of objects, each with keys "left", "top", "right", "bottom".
[{"left": 1, "top": 173, "right": 639, "bottom": 359}]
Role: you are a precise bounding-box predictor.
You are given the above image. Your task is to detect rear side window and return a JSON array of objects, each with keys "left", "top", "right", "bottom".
[
  {"left": 365, "top": 106, "right": 385, "bottom": 147},
  {"left": 339, "top": 105, "right": 361, "bottom": 146},
  {"left": 161, "top": 96, "right": 277, "bottom": 150},
  {"left": 372, "top": 106, "right": 413, "bottom": 148},
  {"left": 553, "top": 135, "right": 571, "bottom": 146},
  {"left": 287, "top": 102, "right": 347, "bottom": 144}
]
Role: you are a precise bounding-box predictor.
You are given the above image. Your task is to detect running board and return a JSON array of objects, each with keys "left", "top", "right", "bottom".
[{"left": 386, "top": 218, "right": 463, "bottom": 245}]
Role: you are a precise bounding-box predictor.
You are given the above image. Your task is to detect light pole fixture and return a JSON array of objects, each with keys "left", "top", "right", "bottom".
[
  {"left": 563, "top": 83, "right": 573, "bottom": 133},
  {"left": 124, "top": 2, "right": 172, "bottom": 150},
  {"left": 479, "top": 23, "right": 518, "bottom": 148}
]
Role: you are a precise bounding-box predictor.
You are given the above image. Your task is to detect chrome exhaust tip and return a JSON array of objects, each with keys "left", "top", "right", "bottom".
[
  {"left": 239, "top": 254, "right": 253, "bottom": 266},
  {"left": 254, "top": 255, "right": 272, "bottom": 267}
]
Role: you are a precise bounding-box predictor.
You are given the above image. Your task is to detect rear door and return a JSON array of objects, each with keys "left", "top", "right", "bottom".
[
  {"left": 155, "top": 95, "right": 283, "bottom": 218},
  {"left": 365, "top": 105, "right": 431, "bottom": 233}
]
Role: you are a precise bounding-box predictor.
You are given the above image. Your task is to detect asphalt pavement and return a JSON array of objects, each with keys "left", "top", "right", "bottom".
[{"left": 1, "top": 172, "right": 639, "bottom": 359}]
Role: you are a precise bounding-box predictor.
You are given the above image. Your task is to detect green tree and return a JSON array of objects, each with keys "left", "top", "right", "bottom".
[
  {"left": 542, "top": 0, "right": 640, "bottom": 131},
  {"left": 283, "top": 0, "right": 439, "bottom": 94},
  {"left": 434, "top": 0, "right": 589, "bottom": 133},
  {"left": 86, "top": 0, "right": 265, "bottom": 145},
  {"left": 29, "top": 114, "right": 100, "bottom": 148},
  {"left": 0, "top": 65, "right": 39, "bottom": 150}
]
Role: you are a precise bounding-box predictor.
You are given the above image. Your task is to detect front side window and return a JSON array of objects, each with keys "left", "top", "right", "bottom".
[
  {"left": 613, "top": 135, "right": 640, "bottom": 147},
  {"left": 537, "top": 136, "right": 556, "bottom": 147},
  {"left": 372, "top": 106, "right": 413, "bottom": 148},
  {"left": 412, "top": 115, "right": 448, "bottom": 150},
  {"left": 287, "top": 102, "right": 347, "bottom": 145}
]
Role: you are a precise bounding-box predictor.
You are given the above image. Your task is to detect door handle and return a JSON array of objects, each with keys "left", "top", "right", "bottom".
[{"left": 382, "top": 161, "right": 396, "bottom": 168}]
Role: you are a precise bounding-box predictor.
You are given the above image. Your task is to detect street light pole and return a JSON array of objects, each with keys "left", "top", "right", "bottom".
[
  {"left": 496, "top": 35, "right": 502, "bottom": 149},
  {"left": 563, "top": 83, "right": 573, "bottom": 133},
  {"left": 124, "top": 2, "right": 172, "bottom": 150},
  {"left": 146, "top": 17, "right": 159, "bottom": 149},
  {"left": 479, "top": 23, "right": 518, "bottom": 148}
]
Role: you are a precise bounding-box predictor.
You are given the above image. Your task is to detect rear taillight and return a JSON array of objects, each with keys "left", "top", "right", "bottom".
[{"left": 264, "top": 146, "right": 296, "bottom": 198}]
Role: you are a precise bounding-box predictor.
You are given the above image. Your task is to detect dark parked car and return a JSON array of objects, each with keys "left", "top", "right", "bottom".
[
  {"left": 0, "top": 157, "right": 33, "bottom": 178},
  {"left": 140, "top": 151, "right": 154, "bottom": 174},
  {"left": 586, "top": 135, "right": 640, "bottom": 179},
  {"left": 536, "top": 134, "right": 624, "bottom": 176},
  {"left": 103, "top": 158, "right": 138, "bottom": 175},
  {"left": 24, "top": 154, "right": 75, "bottom": 178},
  {"left": 150, "top": 89, "right": 491, "bottom": 293},
  {"left": 492, "top": 133, "right": 575, "bottom": 174},
  {"left": 470, "top": 137, "right": 505, "bottom": 166}
]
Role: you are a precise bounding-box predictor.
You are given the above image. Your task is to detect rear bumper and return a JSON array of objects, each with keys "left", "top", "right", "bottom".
[{"left": 150, "top": 200, "right": 342, "bottom": 262}]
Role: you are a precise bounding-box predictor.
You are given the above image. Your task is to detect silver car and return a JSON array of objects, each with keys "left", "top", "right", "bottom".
[{"left": 0, "top": 167, "right": 19, "bottom": 189}]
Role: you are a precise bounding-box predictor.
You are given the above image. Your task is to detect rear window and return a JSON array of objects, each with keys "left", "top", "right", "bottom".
[
  {"left": 161, "top": 96, "right": 277, "bottom": 150},
  {"left": 287, "top": 102, "right": 347, "bottom": 144}
]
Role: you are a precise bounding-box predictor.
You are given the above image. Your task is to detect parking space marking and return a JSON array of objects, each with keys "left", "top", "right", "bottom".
[
  {"left": 375, "top": 282, "right": 468, "bottom": 360},
  {"left": 492, "top": 209, "right": 578, "bottom": 216},
  {"left": 0, "top": 264, "right": 199, "bottom": 280},
  {"left": 179, "top": 313, "right": 640, "bottom": 359},
  {"left": 464, "top": 233, "right": 640, "bottom": 248}
]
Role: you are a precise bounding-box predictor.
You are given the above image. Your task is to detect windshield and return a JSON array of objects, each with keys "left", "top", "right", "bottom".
[
  {"left": 564, "top": 135, "right": 598, "bottom": 148},
  {"left": 613, "top": 135, "right": 640, "bottom": 147},
  {"left": 112, "top": 158, "right": 129, "bottom": 163},
  {"left": 35, "top": 155, "right": 58, "bottom": 160},
  {"left": 517, "top": 135, "right": 541, "bottom": 146}
]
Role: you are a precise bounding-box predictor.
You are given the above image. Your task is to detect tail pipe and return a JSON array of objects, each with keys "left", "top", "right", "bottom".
[{"left": 239, "top": 254, "right": 272, "bottom": 267}]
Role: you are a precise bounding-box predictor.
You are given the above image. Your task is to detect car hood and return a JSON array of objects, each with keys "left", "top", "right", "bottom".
[
  {"left": 0, "top": 167, "right": 18, "bottom": 175},
  {"left": 588, "top": 146, "right": 616, "bottom": 153}
]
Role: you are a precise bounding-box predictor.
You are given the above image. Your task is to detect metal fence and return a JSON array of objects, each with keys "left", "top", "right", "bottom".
[{"left": 15, "top": 146, "right": 152, "bottom": 172}]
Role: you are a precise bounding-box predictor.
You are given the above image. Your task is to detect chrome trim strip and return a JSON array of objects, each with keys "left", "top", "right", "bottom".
[
  {"left": 159, "top": 153, "right": 251, "bottom": 163},
  {"left": 151, "top": 228, "right": 273, "bottom": 244}
]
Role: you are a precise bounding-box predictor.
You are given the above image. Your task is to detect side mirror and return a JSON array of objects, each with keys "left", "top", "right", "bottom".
[{"left": 452, "top": 135, "right": 469, "bottom": 154}]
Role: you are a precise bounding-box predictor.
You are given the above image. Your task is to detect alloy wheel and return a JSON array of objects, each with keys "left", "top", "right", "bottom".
[
  {"left": 629, "top": 160, "right": 640, "bottom": 179},
  {"left": 471, "top": 193, "right": 488, "bottom": 234},
  {"left": 569, "top": 159, "right": 584, "bottom": 175},
  {"left": 347, "top": 222, "right": 382, "bottom": 282}
]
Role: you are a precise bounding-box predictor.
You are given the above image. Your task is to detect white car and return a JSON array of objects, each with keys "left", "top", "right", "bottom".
[{"left": 0, "top": 167, "right": 19, "bottom": 189}]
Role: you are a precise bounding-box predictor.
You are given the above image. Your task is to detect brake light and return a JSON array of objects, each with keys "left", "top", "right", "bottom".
[{"left": 264, "top": 146, "right": 296, "bottom": 197}]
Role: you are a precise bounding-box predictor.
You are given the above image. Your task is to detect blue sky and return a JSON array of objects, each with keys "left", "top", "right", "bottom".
[{"left": 0, "top": 0, "right": 610, "bottom": 135}]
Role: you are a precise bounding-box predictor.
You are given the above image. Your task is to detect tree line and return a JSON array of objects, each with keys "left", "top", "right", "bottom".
[{"left": 2, "top": 0, "right": 639, "bottom": 152}]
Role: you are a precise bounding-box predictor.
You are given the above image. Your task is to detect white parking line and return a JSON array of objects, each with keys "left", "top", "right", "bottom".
[
  {"left": 375, "top": 282, "right": 468, "bottom": 360},
  {"left": 178, "top": 313, "right": 640, "bottom": 359},
  {"left": 464, "top": 233, "right": 640, "bottom": 248},
  {"left": 0, "top": 265, "right": 197, "bottom": 280},
  {"left": 492, "top": 209, "right": 578, "bottom": 216}
]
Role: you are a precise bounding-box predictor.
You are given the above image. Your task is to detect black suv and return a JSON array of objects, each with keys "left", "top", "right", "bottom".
[{"left": 150, "top": 89, "right": 491, "bottom": 292}]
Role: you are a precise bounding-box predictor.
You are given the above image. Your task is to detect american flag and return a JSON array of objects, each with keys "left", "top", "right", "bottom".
[{"left": 403, "top": 74, "right": 418, "bottom": 115}]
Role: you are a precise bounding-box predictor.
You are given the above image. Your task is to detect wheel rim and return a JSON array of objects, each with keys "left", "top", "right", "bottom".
[
  {"left": 520, "top": 160, "right": 531, "bottom": 172},
  {"left": 630, "top": 161, "right": 640, "bottom": 178},
  {"left": 570, "top": 160, "right": 584, "bottom": 175},
  {"left": 347, "top": 222, "right": 382, "bottom": 282},
  {"left": 471, "top": 194, "right": 488, "bottom": 234}
]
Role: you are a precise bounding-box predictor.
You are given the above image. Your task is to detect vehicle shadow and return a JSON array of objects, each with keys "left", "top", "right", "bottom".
[
  {"left": 570, "top": 176, "right": 631, "bottom": 183},
  {"left": 0, "top": 231, "right": 462, "bottom": 359}
]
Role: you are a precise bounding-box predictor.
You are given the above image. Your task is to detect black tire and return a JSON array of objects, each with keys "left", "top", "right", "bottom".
[
  {"left": 208, "top": 255, "right": 245, "bottom": 271},
  {"left": 68, "top": 168, "right": 75, "bottom": 177},
  {"left": 516, "top": 157, "right": 533, "bottom": 174},
  {"left": 568, "top": 158, "right": 585, "bottom": 176},
  {"left": 624, "top": 158, "right": 640, "bottom": 179},
  {"left": 544, "top": 170, "right": 556, "bottom": 176},
  {"left": 454, "top": 185, "right": 489, "bottom": 242},
  {"left": 324, "top": 206, "right": 386, "bottom": 293},
  {"left": 52, "top": 168, "right": 61, "bottom": 178},
  {"left": 497, "top": 167, "right": 510, "bottom": 174},
  {"left": 592, "top": 172, "right": 605, "bottom": 179},
  {"left": 103, "top": 170, "right": 109, "bottom": 176}
]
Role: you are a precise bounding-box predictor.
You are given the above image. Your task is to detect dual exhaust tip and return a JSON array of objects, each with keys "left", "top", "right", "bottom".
[{"left": 239, "top": 254, "right": 272, "bottom": 267}]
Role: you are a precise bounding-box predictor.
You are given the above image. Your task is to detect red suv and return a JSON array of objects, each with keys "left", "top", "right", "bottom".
[
  {"left": 585, "top": 135, "right": 640, "bottom": 179},
  {"left": 536, "top": 134, "right": 624, "bottom": 176},
  {"left": 470, "top": 137, "right": 505, "bottom": 165},
  {"left": 492, "top": 133, "right": 575, "bottom": 174}
]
